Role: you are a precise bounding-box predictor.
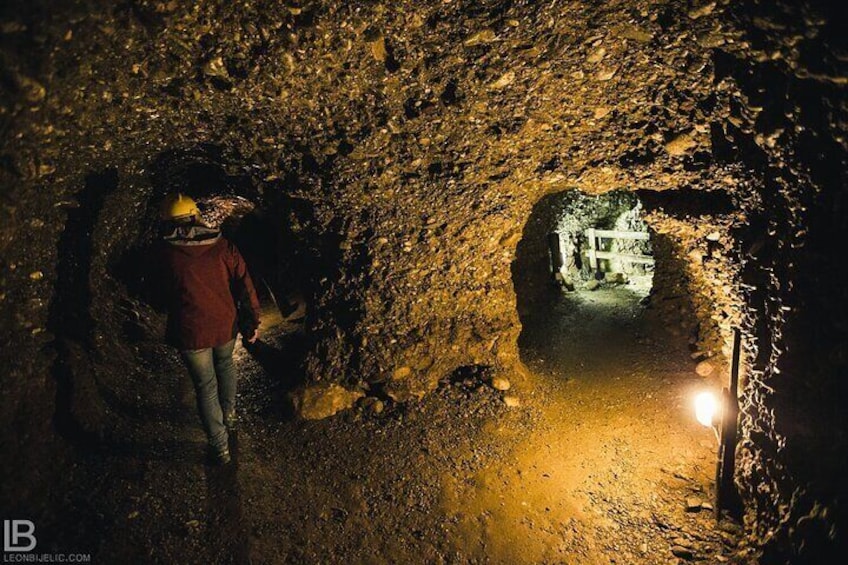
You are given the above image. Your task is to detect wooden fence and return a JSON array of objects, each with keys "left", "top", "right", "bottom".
[{"left": 585, "top": 228, "right": 654, "bottom": 271}]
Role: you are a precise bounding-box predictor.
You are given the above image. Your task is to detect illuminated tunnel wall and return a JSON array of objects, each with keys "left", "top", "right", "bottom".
[{"left": 0, "top": 0, "right": 845, "bottom": 560}]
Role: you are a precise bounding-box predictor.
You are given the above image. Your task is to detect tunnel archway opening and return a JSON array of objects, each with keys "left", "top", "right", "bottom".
[
  {"left": 85, "top": 145, "right": 334, "bottom": 436},
  {"left": 543, "top": 189, "right": 655, "bottom": 296},
  {"left": 114, "top": 145, "right": 279, "bottom": 306},
  {"left": 513, "top": 189, "right": 703, "bottom": 376},
  {"left": 111, "top": 146, "right": 312, "bottom": 338}
]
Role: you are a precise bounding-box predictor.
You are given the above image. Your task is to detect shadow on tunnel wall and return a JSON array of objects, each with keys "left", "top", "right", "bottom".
[
  {"left": 48, "top": 168, "right": 118, "bottom": 445},
  {"left": 511, "top": 192, "right": 565, "bottom": 329},
  {"left": 47, "top": 168, "right": 203, "bottom": 456}
]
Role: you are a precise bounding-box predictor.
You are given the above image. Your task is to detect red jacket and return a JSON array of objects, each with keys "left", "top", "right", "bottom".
[{"left": 160, "top": 224, "right": 261, "bottom": 350}]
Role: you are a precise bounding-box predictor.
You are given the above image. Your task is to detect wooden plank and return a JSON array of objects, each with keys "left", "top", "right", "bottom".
[
  {"left": 592, "top": 250, "right": 655, "bottom": 264},
  {"left": 547, "top": 232, "right": 564, "bottom": 274},
  {"left": 591, "top": 229, "right": 650, "bottom": 240},
  {"left": 716, "top": 328, "right": 742, "bottom": 520},
  {"left": 586, "top": 228, "right": 597, "bottom": 271}
]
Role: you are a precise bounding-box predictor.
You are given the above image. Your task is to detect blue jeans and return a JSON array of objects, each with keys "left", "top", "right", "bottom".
[{"left": 181, "top": 339, "right": 237, "bottom": 452}]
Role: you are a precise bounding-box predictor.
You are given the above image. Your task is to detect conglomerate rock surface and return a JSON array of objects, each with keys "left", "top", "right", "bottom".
[
  {"left": 1, "top": 0, "right": 845, "bottom": 561},
  {"left": 1, "top": 0, "right": 747, "bottom": 408}
]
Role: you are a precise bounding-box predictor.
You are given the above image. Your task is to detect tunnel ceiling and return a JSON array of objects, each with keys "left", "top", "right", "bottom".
[{"left": 1, "top": 0, "right": 846, "bottom": 561}]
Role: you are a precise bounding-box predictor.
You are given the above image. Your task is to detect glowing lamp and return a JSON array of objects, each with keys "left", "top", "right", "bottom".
[{"left": 694, "top": 391, "right": 719, "bottom": 428}]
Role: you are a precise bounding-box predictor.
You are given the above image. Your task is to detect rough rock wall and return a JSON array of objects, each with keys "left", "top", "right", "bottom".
[
  {"left": 1, "top": 0, "right": 738, "bottom": 408},
  {"left": 642, "top": 206, "right": 743, "bottom": 367},
  {"left": 713, "top": 1, "right": 848, "bottom": 560},
  {"left": 0, "top": 0, "right": 845, "bottom": 558}
]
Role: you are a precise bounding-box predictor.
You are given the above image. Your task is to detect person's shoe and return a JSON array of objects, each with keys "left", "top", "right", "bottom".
[
  {"left": 224, "top": 410, "right": 238, "bottom": 431},
  {"left": 212, "top": 447, "right": 231, "bottom": 465}
]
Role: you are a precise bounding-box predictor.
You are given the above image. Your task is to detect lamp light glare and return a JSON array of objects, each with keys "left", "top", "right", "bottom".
[{"left": 695, "top": 392, "right": 718, "bottom": 428}]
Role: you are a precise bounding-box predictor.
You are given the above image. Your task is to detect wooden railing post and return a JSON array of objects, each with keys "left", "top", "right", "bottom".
[{"left": 586, "top": 228, "right": 598, "bottom": 272}]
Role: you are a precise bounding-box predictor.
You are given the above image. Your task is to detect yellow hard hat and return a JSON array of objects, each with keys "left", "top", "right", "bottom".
[{"left": 161, "top": 193, "right": 200, "bottom": 221}]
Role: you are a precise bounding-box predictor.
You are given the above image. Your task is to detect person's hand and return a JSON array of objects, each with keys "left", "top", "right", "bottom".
[{"left": 247, "top": 328, "right": 259, "bottom": 344}]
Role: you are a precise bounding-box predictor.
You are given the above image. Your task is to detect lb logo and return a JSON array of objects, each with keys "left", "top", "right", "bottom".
[{"left": 4, "top": 520, "right": 36, "bottom": 552}]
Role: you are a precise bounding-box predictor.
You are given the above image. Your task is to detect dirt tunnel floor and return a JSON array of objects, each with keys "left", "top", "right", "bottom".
[{"left": 57, "top": 287, "right": 741, "bottom": 564}]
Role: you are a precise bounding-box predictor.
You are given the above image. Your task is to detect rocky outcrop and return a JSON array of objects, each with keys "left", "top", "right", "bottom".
[{"left": 291, "top": 384, "right": 364, "bottom": 420}]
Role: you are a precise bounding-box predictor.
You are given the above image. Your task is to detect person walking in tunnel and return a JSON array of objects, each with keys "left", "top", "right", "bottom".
[{"left": 158, "top": 193, "right": 261, "bottom": 465}]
